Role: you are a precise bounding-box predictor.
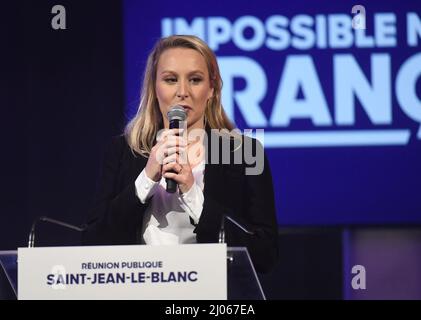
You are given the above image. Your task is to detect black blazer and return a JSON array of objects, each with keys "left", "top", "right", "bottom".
[{"left": 83, "top": 131, "right": 279, "bottom": 273}]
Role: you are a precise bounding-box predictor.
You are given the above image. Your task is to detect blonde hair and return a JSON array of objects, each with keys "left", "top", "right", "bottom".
[{"left": 124, "top": 35, "right": 235, "bottom": 157}]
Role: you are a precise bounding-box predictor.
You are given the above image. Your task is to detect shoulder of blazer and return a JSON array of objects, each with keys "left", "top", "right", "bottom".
[{"left": 108, "top": 135, "right": 129, "bottom": 155}]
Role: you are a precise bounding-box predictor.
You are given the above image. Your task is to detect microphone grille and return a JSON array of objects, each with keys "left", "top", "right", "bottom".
[{"left": 167, "top": 105, "right": 187, "bottom": 121}]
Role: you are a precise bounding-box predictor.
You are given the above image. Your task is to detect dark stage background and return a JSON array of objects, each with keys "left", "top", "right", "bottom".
[{"left": 1, "top": 1, "right": 124, "bottom": 249}]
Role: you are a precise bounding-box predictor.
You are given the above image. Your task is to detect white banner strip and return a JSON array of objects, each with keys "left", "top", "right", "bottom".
[{"left": 255, "top": 130, "right": 411, "bottom": 148}]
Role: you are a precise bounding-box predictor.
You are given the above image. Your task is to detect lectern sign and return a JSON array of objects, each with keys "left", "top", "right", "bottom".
[{"left": 18, "top": 244, "right": 227, "bottom": 300}]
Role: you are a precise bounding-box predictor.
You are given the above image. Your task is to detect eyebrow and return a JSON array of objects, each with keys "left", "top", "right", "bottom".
[{"left": 160, "top": 70, "right": 205, "bottom": 76}]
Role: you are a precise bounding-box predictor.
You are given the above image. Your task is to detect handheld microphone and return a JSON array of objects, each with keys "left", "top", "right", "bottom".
[
  {"left": 166, "top": 105, "right": 187, "bottom": 193},
  {"left": 28, "top": 216, "right": 86, "bottom": 248}
]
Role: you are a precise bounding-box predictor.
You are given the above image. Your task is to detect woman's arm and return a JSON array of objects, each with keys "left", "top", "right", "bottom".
[
  {"left": 240, "top": 149, "right": 279, "bottom": 273},
  {"left": 196, "top": 137, "right": 279, "bottom": 273}
]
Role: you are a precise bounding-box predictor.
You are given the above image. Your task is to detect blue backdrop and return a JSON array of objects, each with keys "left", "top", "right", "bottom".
[{"left": 124, "top": 0, "right": 421, "bottom": 226}]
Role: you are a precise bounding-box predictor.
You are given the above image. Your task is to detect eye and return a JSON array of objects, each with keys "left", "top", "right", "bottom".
[
  {"left": 190, "top": 77, "right": 203, "bottom": 84},
  {"left": 164, "top": 77, "right": 177, "bottom": 84}
]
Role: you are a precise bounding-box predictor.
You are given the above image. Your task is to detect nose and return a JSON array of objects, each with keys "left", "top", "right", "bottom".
[{"left": 176, "top": 80, "right": 189, "bottom": 99}]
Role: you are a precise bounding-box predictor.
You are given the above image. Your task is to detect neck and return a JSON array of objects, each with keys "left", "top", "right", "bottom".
[{"left": 187, "top": 117, "right": 205, "bottom": 132}]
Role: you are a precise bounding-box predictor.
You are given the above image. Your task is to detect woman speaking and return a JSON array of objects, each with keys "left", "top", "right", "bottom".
[{"left": 83, "top": 35, "right": 278, "bottom": 273}]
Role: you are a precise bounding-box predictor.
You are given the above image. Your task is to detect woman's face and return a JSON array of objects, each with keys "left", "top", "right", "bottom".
[{"left": 155, "top": 48, "right": 214, "bottom": 130}]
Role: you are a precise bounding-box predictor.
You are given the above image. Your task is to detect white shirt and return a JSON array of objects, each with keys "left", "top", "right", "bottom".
[{"left": 134, "top": 161, "right": 205, "bottom": 245}]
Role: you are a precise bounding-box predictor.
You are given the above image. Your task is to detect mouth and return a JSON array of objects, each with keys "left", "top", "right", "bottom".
[
  {"left": 178, "top": 104, "right": 192, "bottom": 112},
  {"left": 179, "top": 104, "right": 193, "bottom": 114}
]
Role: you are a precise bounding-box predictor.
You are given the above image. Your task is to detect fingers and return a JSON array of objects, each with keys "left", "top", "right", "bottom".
[
  {"left": 154, "top": 131, "right": 188, "bottom": 165},
  {"left": 156, "top": 128, "right": 185, "bottom": 142},
  {"left": 163, "top": 152, "right": 188, "bottom": 166},
  {"left": 158, "top": 135, "right": 187, "bottom": 155},
  {"left": 156, "top": 143, "right": 187, "bottom": 166},
  {"left": 162, "top": 167, "right": 190, "bottom": 186},
  {"left": 162, "top": 153, "right": 178, "bottom": 165},
  {"left": 157, "top": 129, "right": 187, "bottom": 151},
  {"left": 164, "top": 137, "right": 187, "bottom": 149},
  {"left": 162, "top": 154, "right": 191, "bottom": 179},
  {"left": 162, "top": 161, "right": 185, "bottom": 185},
  {"left": 152, "top": 128, "right": 190, "bottom": 168},
  {"left": 165, "top": 146, "right": 186, "bottom": 158},
  {"left": 162, "top": 171, "right": 180, "bottom": 182},
  {"left": 162, "top": 161, "right": 182, "bottom": 174}
]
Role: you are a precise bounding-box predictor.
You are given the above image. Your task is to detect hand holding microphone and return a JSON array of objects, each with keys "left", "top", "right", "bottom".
[{"left": 144, "top": 105, "right": 194, "bottom": 194}]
